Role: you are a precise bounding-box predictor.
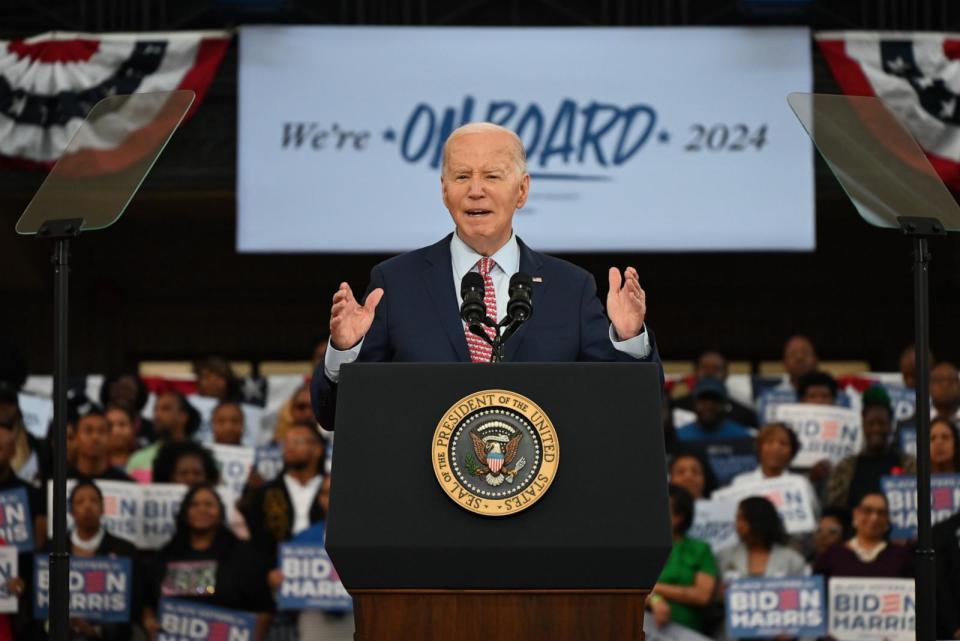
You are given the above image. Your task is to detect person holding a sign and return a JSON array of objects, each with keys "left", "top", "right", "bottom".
[
  {"left": 731, "top": 423, "right": 820, "bottom": 514},
  {"left": 58, "top": 479, "right": 140, "bottom": 640},
  {"left": 649, "top": 485, "right": 719, "bottom": 633},
  {"left": 814, "top": 492, "right": 913, "bottom": 579},
  {"left": 143, "top": 484, "right": 272, "bottom": 641},
  {"left": 826, "top": 387, "right": 916, "bottom": 510}
]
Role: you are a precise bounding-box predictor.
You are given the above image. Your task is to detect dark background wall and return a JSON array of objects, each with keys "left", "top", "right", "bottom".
[{"left": 3, "top": 0, "right": 960, "bottom": 376}]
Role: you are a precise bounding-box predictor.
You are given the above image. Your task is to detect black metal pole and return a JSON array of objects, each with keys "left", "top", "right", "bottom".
[
  {"left": 49, "top": 238, "right": 70, "bottom": 641},
  {"left": 913, "top": 236, "right": 935, "bottom": 641}
]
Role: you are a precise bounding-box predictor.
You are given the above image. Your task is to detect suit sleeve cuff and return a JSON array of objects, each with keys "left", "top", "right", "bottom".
[
  {"left": 609, "top": 324, "right": 651, "bottom": 359},
  {"left": 324, "top": 337, "right": 364, "bottom": 382}
]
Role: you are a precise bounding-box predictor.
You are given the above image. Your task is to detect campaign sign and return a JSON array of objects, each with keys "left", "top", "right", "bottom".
[
  {"left": 278, "top": 543, "right": 352, "bottom": 611},
  {"left": 726, "top": 576, "right": 826, "bottom": 638},
  {"left": 35, "top": 556, "right": 132, "bottom": 622},
  {"left": 255, "top": 444, "right": 284, "bottom": 482},
  {"left": 688, "top": 498, "right": 738, "bottom": 553},
  {"left": 898, "top": 425, "right": 917, "bottom": 458},
  {"left": 46, "top": 481, "right": 186, "bottom": 549},
  {"left": 882, "top": 474, "right": 960, "bottom": 540},
  {"left": 140, "top": 484, "right": 188, "bottom": 550},
  {"left": 0, "top": 487, "right": 33, "bottom": 552},
  {"left": 884, "top": 385, "right": 916, "bottom": 424},
  {"left": 713, "top": 476, "right": 816, "bottom": 534},
  {"left": 18, "top": 392, "right": 53, "bottom": 438},
  {"left": 774, "top": 404, "right": 863, "bottom": 467},
  {"left": 828, "top": 577, "right": 914, "bottom": 641},
  {"left": 685, "top": 438, "right": 757, "bottom": 486},
  {"left": 0, "top": 546, "right": 17, "bottom": 613},
  {"left": 158, "top": 598, "right": 257, "bottom": 641},
  {"left": 210, "top": 444, "right": 255, "bottom": 497}
]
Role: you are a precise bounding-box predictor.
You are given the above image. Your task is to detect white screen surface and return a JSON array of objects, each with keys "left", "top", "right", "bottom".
[{"left": 238, "top": 26, "right": 813, "bottom": 252}]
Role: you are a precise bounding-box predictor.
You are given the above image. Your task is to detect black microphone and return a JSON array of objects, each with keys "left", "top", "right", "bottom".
[
  {"left": 460, "top": 272, "right": 486, "bottom": 325},
  {"left": 507, "top": 272, "right": 534, "bottom": 322}
]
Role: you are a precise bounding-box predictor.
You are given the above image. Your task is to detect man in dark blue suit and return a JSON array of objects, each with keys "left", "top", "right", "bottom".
[{"left": 312, "top": 122, "right": 661, "bottom": 428}]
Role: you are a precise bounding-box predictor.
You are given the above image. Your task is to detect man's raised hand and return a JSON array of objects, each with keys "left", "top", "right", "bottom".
[
  {"left": 606, "top": 266, "right": 646, "bottom": 341},
  {"left": 329, "top": 282, "right": 384, "bottom": 350}
]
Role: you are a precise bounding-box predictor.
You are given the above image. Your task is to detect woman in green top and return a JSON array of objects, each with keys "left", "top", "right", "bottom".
[{"left": 649, "top": 484, "right": 718, "bottom": 632}]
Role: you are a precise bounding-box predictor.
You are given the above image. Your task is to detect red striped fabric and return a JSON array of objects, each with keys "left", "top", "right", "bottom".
[{"left": 465, "top": 258, "right": 497, "bottom": 363}]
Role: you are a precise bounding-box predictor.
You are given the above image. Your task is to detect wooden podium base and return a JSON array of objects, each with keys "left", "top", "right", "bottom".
[{"left": 351, "top": 589, "right": 650, "bottom": 641}]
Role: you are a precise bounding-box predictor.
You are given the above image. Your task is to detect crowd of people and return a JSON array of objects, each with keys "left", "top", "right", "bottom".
[
  {"left": 0, "top": 334, "right": 956, "bottom": 640},
  {"left": 658, "top": 336, "right": 960, "bottom": 640}
]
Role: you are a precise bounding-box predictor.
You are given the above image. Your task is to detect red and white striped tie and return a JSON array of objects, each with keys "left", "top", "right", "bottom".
[{"left": 465, "top": 257, "right": 497, "bottom": 363}]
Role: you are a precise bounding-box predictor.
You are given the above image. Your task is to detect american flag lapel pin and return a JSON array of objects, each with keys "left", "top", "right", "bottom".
[{"left": 532, "top": 276, "right": 543, "bottom": 283}]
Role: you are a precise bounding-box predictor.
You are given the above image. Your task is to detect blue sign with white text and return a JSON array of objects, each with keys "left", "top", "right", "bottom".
[
  {"left": 34, "top": 556, "right": 132, "bottom": 622},
  {"left": 726, "top": 576, "right": 826, "bottom": 638}
]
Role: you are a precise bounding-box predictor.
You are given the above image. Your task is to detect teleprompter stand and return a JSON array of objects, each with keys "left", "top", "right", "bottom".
[
  {"left": 789, "top": 93, "right": 960, "bottom": 641},
  {"left": 15, "top": 91, "right": 194, "bottom": 641}
]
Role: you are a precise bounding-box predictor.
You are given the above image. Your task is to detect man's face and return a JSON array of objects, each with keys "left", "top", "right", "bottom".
[
  {"left": 696, "top": 352, "right": 727, "bottom": 381},
  {"left": 70, "top": 486, "right": 103, "bottom": 531},
  {"left": 441, "top": 131, "right": 529, "bottom": 254},
  {"left": 784, "top": 337, "right": 817, "bottom": 380},
  {"left": 283, "top": 426, "right": 322, "bottom": 471},
  {"left": 197, "top": 369, "right": 228, "bottom": 400},
  {"left": 211, "top": 404, "right": 244, "bottom": 445},
  {"left": 931, "top": 363, "right": 959, "bottom": 409},
  {"left": 693, "top": 396, "right": 725, "bottom": 428},
  {"left": 291, "top": 389, "right": 315, "bottom": 425},
  {"left": 76, "top": 414, "right": 109, "bottom": 459},
  {"left": 153, "top": 393, "right": 186, "bottom": 437},
  {"left": 862, "top": 406, "right": 892, "bottom": 452},
  {"left": 801, "top": 385, "right": 834, "bottom": 405}
]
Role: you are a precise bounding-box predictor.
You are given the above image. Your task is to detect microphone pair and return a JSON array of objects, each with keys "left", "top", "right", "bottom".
[{"left": 460, "top": 271, "right": 533, "bottom": 327}]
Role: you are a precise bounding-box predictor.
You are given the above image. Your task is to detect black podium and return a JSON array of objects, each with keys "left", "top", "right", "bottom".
[{"left": 326, "top": 362, "right": 671, "bottom": 641}]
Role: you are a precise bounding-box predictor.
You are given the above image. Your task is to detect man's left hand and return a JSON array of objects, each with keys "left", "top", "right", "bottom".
[{"left": 607, "top": 266, "right": 646, "bottom": 340}]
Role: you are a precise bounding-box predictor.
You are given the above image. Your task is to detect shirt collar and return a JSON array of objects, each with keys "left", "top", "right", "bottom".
[{"left": 450, "top": 230, "right": 520, "bottom": 281}]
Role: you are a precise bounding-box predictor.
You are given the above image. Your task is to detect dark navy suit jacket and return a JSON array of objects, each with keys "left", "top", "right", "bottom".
[{"left": 311, "top": 234, "right": 662, "bottom": 428}]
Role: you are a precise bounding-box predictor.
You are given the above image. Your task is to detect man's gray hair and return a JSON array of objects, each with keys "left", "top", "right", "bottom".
[{"left": 441, "top": 122, "right": 528, "bottom": 175}]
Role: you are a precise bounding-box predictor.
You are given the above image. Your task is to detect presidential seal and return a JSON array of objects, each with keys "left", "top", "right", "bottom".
[{"left": 432, "top": 389, "right": 559, "bottom": 516}]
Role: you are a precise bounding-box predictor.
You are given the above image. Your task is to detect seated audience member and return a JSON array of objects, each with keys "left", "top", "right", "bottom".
[
  {"left": 143, "top": 485, "right": 271, "bottom": 641},
  {"left": 931, "top": 417, "right": 960, "bottom": 474},
  {"left": 932, "top": 361, "right": 960, "bottom": 421},
  {"left": 797, "top": 370, "right": 838, "bottom": 405},
  {"left": 211, "top": 401, "right": 245, "bottom": 446},
  {"left": 826, "top": 386, "right": 916, "bottom": 510},
  {"left": 67, "top": 408, "right": 134, "bottom": 481},
  {"left": 194, "top": 357, "right": 241, "bottom": 402},
  {"left": 105, "top": 403, "right": 139, "bottom": 470},
  {"left": 127, "top": 391, "right": 200, "bottom": 483},
  {"left": 648, "top": 485, "right": 718, "bottom": 632},
  {"left": 676, "top": 378, "right": 751, "bottom": 442},
  {"left": 668, "top": 450, "right": 717, "bottom": 500},
  {"left": 274, "top": 384, "right": 318, "bottom": 446},
  {"left": 731, "top": 423, "right": 819, "bottom": 512},
  {"left": 718, "top": 497, "right": 807, "bottom": 580},
  {"left": 812, "top": 507, "right": 851, "bottom": 561},
  {"left": 99, "top": 372, "right": 155, "bottom": 443},
  {"left": 673, "top": 350, "right": 758, "bottom": 428},
  {"left": 60, "top": 479, "right": 141, "bottom": 641},
  {"left": 813, "top": 492, "right": 913, "bottom": 579},
  {"left": 152, "top": 441, "right": 220, "bottom": 487},
  {"left": 756, "top": 335, "right": 819, "bottom": 421}
]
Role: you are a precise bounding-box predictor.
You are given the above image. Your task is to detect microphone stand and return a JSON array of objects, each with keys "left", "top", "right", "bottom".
[{"left": 468, "top": 315, "right": 526, "bottom": 363}]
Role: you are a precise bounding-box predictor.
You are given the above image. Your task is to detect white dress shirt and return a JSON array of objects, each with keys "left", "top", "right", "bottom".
[
  {"left": 324, "top": 231, "right": 650, "bottom": 381},
  {"left": 283, "top": 472, "right": 323, "bottom": 536}
]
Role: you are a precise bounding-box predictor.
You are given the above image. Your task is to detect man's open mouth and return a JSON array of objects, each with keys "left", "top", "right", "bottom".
[{"left": 466, "top": 209, "right": 492, "bottom": 217}]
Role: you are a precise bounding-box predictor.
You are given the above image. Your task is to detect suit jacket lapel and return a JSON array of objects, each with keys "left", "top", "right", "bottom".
[
  {"left": 423, "top": 235, "right": 470, "bottom": 362},
  {"left": 503, "top": 238, "right": 546, "bottom": 362}
]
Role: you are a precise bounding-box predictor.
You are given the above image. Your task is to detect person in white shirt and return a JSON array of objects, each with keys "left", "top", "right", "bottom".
[{"left": 730, "top": 422, "right": 820, "bottom": 516}]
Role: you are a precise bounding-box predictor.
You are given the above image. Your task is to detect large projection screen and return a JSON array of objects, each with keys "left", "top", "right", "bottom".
[{"left": 238, "top": 26, "right": 813, "bottom": 253}]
